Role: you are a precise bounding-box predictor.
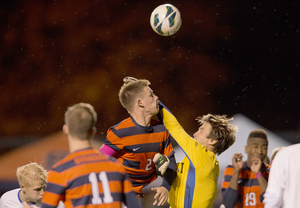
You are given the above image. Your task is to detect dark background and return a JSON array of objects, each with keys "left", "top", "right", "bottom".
[{"left": 0, "top": 0, "right": 299, "bottom": 155}]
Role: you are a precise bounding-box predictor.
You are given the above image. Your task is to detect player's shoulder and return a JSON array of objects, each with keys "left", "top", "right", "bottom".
[
  {"left": 50, "top": 148, "right": 96, "bottom": 170},
  {"left": 109, "top": 117, "right": 134, "bottom": 130},
  {"left": 50, "top": 153, "right": 72, "bottom": 170},
  {"left": 1, "top": 188, "right": 20, "bottom": 197},
  {"left": 224, "top": 164, "right": 234, "bottom": 170},
  {"left": 0, "top": 188, "right": 20, "bottom": 204}
]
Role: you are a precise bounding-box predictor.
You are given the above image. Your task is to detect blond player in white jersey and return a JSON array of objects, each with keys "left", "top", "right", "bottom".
[{"left": 0, "top": 162, "right": 64, "bottom": 208}]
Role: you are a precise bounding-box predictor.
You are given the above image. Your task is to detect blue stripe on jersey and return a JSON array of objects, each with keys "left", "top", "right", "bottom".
[
  {"left": 127, "top": 172, "right": 155, "bottom": 180},
  {"left": 45, "top": 182, "right": 66, "bottom": 195},
  {"left": 105, "top": 138, "right": 174, "bottom": 156},
  {"left": 42, "top": 204, "right": 55, "bottom": 208},
  {"left": 17, "top": 189, "right": 22, "bottom": 203},
  {"left": 129, "top": 172, "right": 156, "bottom": 188},
  {"left": 123, "top": 142, "right": 162, "bottom": 153},
  {"left": 152, "top": 123, "right": 170, "bottom": 132},
  {"left": 130, "top": 116, "right": 154, "bottom": 133},
  {"left": 260, "top": 193, "right": 264, "bottom": 203},
  {"left": 53, "top": 159, "right": 76, "bottom": 173},
  {"left": 159, "top": 103, "right": 197, "bottom": 207},
  {"left": 163, "top": 135, "right": 172, "bottom": 147},
  {"left": 184, "top": 163, "right": 195, "bottom": 208},
  {"left": 223, "top": 174, "right": 231, "bottom": 182},
  {"left": 71, "top": 192, "right": 123, "bottom": 206},
  {"left": 114, "top": 126, "right": 156, "bottom": 137},
  {"left": 67, "top": 172, "right": 125, "bottom": 190},
  {"left": 104, "top": 139, "right": 122, "bottom": 151},
  {"left": 122, "top": 158, "right": 140, "bottom": 169},
  {"left": 223, "top": 174, "right": 260, "bottom": 187},
  {"left": 130, "top": 179, "right": 153, "bottom": 188},
  {"left": 116, "top": 117, "right": 166, "bottom": 137},
  {"left": 53, "top": 153, "right": 108, "bottom": 173}
]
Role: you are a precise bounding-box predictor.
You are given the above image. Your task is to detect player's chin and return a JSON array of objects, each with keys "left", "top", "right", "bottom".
[{"left": 35, "top": 199, "right": 42, "bottom": 203}]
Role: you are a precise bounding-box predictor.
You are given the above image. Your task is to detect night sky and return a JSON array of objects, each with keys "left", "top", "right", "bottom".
[{"left": 0, "top": 0, "right": 299, "bottom": 154}]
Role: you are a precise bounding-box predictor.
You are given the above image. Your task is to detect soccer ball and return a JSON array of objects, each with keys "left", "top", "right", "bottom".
[{"left": 150, "top": 4, "right": 182, "bottom": 36}]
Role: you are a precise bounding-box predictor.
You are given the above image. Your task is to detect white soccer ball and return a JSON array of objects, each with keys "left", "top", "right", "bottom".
[{"left": 150, "top": 4, "right": 182, "bottom": 36}]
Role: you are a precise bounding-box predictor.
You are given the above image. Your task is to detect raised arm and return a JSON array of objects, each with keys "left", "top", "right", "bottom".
[
  {"left": 222, "top": 153, "right": 243, "bottom": 208},
  {"left": 250, "top": 157, "right": 268, "bottom": 193},
  {"left": 158, "top": 102, "right": 192, "bottom": 149}
]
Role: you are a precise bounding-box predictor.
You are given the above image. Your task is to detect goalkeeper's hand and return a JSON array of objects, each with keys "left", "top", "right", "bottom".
[{"left": 153, "top": 153, "right": 170, "bottom": 176}]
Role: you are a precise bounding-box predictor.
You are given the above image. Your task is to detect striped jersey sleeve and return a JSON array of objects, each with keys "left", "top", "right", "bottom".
[
  {"left": 41, "top": 148, "right": 141, "bottom": 208},
  {"left": 221, "top": 162, "right": 270, "bottom": 208},
  {"left": 102, "top": 116, "right": 174, "bottom": 194}
]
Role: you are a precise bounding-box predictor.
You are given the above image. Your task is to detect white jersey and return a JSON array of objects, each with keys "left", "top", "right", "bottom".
[
  {"left": 264, "top": 143, "right": 300, "bottom": 208},
  {"left": 0, "top": 188, "right": 65, "bottom": 208}
]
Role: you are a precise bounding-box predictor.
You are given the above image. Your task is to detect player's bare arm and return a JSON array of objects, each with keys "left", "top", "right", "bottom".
[
  {"left": 229, "top": 153, "right": 243, "bottom": 190},
  {"left": 251, "top": 156, "right": 268, "bottom": 192}
]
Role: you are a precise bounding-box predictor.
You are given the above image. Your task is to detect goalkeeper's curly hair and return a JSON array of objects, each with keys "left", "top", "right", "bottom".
[{"left": 196, "top": 114, "right": 238, "bottom": 156}]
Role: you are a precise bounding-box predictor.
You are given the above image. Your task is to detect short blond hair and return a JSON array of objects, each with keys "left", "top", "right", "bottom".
[
  {"left": 16, "top": 162, "right": 47, "bottom": 187},
  {"left": 64, "top": 103, "right": 97, "bottom": 140},
  {"left": 118, "top": 79, "right": 150, "bottom": 112}
]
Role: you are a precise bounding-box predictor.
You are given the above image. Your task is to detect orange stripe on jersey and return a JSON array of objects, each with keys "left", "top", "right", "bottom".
[{"left": 42, "top": 191, "right": 62, "bottom": 206}]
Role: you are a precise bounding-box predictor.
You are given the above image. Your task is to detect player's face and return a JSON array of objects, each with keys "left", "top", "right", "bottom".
[
  {"left": 193, "top": 122, "right": 213, "bottom": 147},
  {"left": 22, "top": 179, "right": 45, "bottom": 204},
  {"left": 141, "top": 86, "right": 159, "bottom": 115},
  {"left": 245, "top": 137, "right": 268, "bottom": 164}
]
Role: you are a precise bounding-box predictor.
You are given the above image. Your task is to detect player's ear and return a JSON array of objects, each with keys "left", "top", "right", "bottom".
[
  {"left": 90, "top": 127, "right": 97, "bottom": 137},
  {"left": 137, "top": 98, "right": 144, "bottom": 108},
  {"left": 20, "top": 183, "right": 25, "bottom": 191},
  {"left": 63, "top": 124, "right": 69, "bottom": 135},
  {"left": 209, "top": 139, "right": 218, "bottom": 145},
  {"left": 245, "top": 145, "right": 248, "bottom": 154}
]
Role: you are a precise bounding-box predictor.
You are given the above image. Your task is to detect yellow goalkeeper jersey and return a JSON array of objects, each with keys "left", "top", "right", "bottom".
[{"left": 161, "top": 107, "right": 219, "bottom": 208}]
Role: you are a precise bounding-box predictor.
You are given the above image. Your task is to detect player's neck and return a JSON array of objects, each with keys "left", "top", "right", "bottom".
[
  {"left": 68, "top": 136, "right": 91, "bottom": 153},
  {"left": 19, "top": 190, "right": 37, "bottom": 205},
  {"left": 19, "top": 190, "right": 26, "bottom": 203},
  {"left": 206, "top": 145, "right": 215, "bottom": 154},
  {"left": 131, "top": 112, "right": 152, "bottom": 126}
]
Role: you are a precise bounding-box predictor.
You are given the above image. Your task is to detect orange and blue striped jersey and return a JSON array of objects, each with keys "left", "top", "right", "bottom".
[
  {"left": 41, "top": 147, "right": 141, "bottom": 208},
  {"left": 100, "top": 116, "right": 175, "bottom": 194},
  {"left": 221, "top": 162, "right": 270, "bottom": 208}
]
